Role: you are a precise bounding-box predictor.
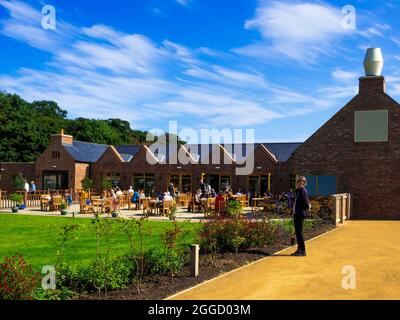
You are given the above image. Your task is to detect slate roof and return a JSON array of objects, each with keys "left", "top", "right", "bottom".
[
  {"left": 62, "top": 141, "right": 301, "bottom": 164},
  {"left": 262, "top": 143, "right": 302, "bottom": 162},
  {"left": 63, "top": 141, "right": 142, "bottom": 163},
  {"left": 63, "top": 141, "right": 108, "bottom": 163},
  {"left": 115, "top": 145, "right": 141, "bottom": 158},
  {"left": 222, "top": 143, "right": 302, "bottom": 162}
]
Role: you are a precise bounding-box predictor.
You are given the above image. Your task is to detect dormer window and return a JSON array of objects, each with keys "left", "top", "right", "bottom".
[{"left": 354, "top": 110, "right": 388, "bottom": 142}]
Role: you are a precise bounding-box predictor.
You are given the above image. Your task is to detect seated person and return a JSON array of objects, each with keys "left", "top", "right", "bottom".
[
  {"left": 116, "top": 187, "right": 123, "bottom": 197},
  {"left": 164, "top": 192, "right": 173, "bottom": 201},
  {"left": 214, "top": 192, "right": 225, "bottom": 210},
  {"left": 131, "top": 190, "right": 140, "bottom": 204},
  {"left": 188, "top": 189, "right": 202, "bottom": 212}
]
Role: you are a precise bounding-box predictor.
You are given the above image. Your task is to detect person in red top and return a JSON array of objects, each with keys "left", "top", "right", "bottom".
[{"left": 214, "top": 192, "right": 225, "bottom": 211}]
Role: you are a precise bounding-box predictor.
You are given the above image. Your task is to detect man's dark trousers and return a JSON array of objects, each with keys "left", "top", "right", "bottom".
[{"left": 294, "top": 214, "right": 305, "bottom": 252}]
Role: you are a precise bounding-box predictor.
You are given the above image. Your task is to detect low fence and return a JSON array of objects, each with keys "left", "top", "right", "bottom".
[
  {"left": 0, "top": 191, "right": 17, "bottom": 209},
  {"left": 310, "top": 193, "right": 352, "bottom": 225},
  {"left": 0, "top": 189, "right": 85, "bottom": 209}
]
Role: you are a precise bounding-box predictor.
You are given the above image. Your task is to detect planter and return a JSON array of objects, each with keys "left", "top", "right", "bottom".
[
  {"left": 111, "top": 212, "right": 119, "bottom": 218},
  {"left": 60, "top": 209, "right": 68, "bottom": 216},
  {"left": 11, "top": 207, "right": 19, "bottom": 213}
]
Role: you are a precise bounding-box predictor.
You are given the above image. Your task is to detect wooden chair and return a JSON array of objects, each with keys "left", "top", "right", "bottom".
[
  {"left": 239, "top": 195, "right": 248, "bottom": 208},
  {"left": 161, "top": 200, "right": 173, "bottom": 216},
  {"left": 40, "top": 196, "right": 50, "bottom": 211},
  {"left": 103, "top": 198, "right": 113, "bottom": 214},
  {"left": 142, "top": 198, "right": 150, "bottom": 215},
  {"left": 218, "top": 201, "right": 228, "bottom": 216},
  {"left": 52, "top": 196, "right": 62, "bottom": 211}
]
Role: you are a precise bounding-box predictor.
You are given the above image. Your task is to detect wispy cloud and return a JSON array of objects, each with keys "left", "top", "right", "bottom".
[
  {"left": 175, "top": 0, "right": 190, "bottom": 7},
  {"left": 234, "top": 1, "right": 352, "bottom": 63},
  {"left": 0, "top": 0, "right": 347, "bottom": 132}
]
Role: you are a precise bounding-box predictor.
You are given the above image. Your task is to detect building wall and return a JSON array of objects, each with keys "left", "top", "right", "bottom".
[
  {"left": 35, "top": 135, "right": 77, "bottom": 190},
  {"left": 74, "top": 163, "right": 90, "bottom": 190},
  {"left": 287, "top": 76, "right": 400, "bottom": 219},
  {"left": 0, "top": 163, "right": 36, "bottom": 191}
]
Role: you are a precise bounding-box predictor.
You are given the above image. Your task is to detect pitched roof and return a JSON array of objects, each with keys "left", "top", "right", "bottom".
[
  {"left": 115, "top": 145, "right": 141, "bottom": 158},
  {"left": 262, "top": 143, "right": 302, "bottom": 162},
  {"left": 63, "top": 141, "right": 108, "bottom": 163},
  {"left": 63, "top": 141, "right": 143, "bottom": 163}
]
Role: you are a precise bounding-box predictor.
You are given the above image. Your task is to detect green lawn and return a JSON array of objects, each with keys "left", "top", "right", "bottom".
[{"left": 0, "top": 214, "right": 200, "bottom": 269}]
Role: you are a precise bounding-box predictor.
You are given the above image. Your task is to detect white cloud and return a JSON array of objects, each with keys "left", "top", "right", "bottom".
[
  {"left": 332, "top": 69, "right": 359, "bottom": 81},
  {"left": 234, "top": 1, "right": 351, "bottom": 62},
  {"left": 0, "top": 0, "right": 359, "bottom": 134},
  {"left": 175, "top": 0, "right": 190, "bottom": 7}
]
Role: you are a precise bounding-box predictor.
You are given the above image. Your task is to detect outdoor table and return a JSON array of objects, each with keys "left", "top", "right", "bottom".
[
  {"left": 92, "top": 199, "right": 105, "bottom": 214},
  {"left": 148, "top": 199, "right": 160, "bottom": 215},
  {"left": 252, "top": 198, "right": 265, "bottom": 212}
]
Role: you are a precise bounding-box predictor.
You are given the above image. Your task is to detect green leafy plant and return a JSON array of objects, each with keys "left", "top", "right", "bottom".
[
  {"left": 117, "top": 217, "right": 150, "bottom": 294},
  {"left": 146, "top": 248, "right": 186, "bottom": 276},
  {"left": 10, "top": 193, "right": 23, "bottom": 205},
  {"left": 80, "top": 177, "right": 93, "bottom": 192},
  {"left": 161, "top": 222, "right": 185, "bottom": 282},
  {"left": 12, "top": 174, "right": 25, "bottom": 191},
  {"left": 101, "top": 178, "right": 113, "bottom": 192}
]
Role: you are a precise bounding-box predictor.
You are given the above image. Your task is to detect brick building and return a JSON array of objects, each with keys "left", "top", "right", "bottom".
[{"left": 1, "top": 49, "right": 399, "bottom": 219}]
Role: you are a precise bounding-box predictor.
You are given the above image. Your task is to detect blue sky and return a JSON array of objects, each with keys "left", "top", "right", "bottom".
[{"left": 1, "top": 0, "right": 400, "bottom": 143}]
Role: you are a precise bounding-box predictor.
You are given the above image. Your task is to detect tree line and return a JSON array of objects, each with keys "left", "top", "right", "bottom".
[{"left": 0, "top": 92, "right": 182, "bottom": 162}]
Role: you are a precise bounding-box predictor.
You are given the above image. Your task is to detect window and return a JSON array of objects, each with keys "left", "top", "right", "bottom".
[
  {"left": 168, "top": 174, "right": 192, "bottom": 193},
  {"left": 43, "top": 171, "right": 68, "bottom": 190},
  {"left": 102, "top": 173, "right": 121, "bottom": 188},
  {"left": 52, "top": 151, "right": 61, "bottom": 159},
  {"left": 248, "top": 175, "right": 273, "bottom": 196},
  {"left": 206, "top": 174, "right": 231, "bottom": 192},
  {"left": 355, "top": 110, "right": 388, "bottom": 142},
  {"left": 305, "top": 175, "right": 336, "bottom": 197},
  {"left": 133, "top": 174, "right": 155, "bottom": 196}
]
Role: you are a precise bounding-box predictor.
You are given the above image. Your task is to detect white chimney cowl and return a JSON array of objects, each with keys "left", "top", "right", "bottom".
[{"left": 363, "top": 48, "right": 383, "bottom": 76}]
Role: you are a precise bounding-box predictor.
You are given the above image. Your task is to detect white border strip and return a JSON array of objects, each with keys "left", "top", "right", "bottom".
[{"left": 165, "top": 224, "right": 343, "bottom": 300}]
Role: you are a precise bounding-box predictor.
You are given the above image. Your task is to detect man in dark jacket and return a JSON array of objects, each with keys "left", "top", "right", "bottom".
[{"left": 291, "top": 176, "right": 310, "bottom": 256}]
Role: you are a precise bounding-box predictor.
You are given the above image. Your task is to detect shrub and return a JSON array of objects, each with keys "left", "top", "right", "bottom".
[
  {"left": 199, "top": 217, "right": 277, "bottom": 254},
  {"left": 80, "top": 177, "right": 93, "bottom": 192},
  {"left": 146, "top": 248, "right": 186, "bottom": 276},
  {"left": 9, "top": 193, "right": 24, "bottom": 205},
  {"left": 57, "top": 255, "right": 136, "bottom": 294},
  {"left": 0, "top": 254, "right": 40, "bottom": 300},
  {"left": 100, "top": 178, "right": 112, "bottom": 192},
  {"left": 12, "top": 174, "right": 25, "bottom": 191}
]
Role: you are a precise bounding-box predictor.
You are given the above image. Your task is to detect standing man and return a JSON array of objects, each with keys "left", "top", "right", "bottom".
[
  {"left": 291, "top": 176, "right": 310, "bottom": 257},
  {"left": 24, "top": 180, "right": 30, "bottom": 193},
  {"left": 30, "top": 181, "right": 36, "bottom": 194},
  {"left": 168, "top": 182, "right": 175, "bottom": 198}
]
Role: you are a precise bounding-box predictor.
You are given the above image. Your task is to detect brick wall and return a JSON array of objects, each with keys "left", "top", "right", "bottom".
[
  {"left": 35, "top": 137, "right": 76, "bottom": 190},
  {"left": 287, "top": 76, "right": 400, "bottom": 219},
  {"left": 0, "top": 163, "right": 36, "bottom": 191}
]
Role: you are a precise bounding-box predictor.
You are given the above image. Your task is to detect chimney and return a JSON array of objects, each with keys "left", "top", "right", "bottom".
[
  {"left": 50, "top": 128, "right": 73, "bottom": 145},
  {"left": 359, "top": 48, "right": 386, "bottom": 94}
]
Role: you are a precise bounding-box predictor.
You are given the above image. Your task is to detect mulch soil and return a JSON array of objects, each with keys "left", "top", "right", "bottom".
[{"left": 80, "top": 223, "right": 335, "bottom": 300}]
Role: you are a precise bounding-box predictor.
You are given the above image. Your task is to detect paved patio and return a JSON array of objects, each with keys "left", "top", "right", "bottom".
[
  {"left": 169, "top": 220, "right": 400, "bottom": 300},
  {"left": 0, "top": 204, "right": 205, "bottom": 222}
]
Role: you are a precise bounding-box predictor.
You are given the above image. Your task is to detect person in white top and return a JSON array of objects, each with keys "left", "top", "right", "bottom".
[
  {"left": 163, "top": 192, "right": 173, "bottom": 201},
  {"left": 128, "top": 186, "right": 134, "bottom": 194},
  {"left": 24, "top": 182, "right": 30, "bottom": 193},
  {"left": 116, "top": 187, "right": 123, "bottom": 197}
]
